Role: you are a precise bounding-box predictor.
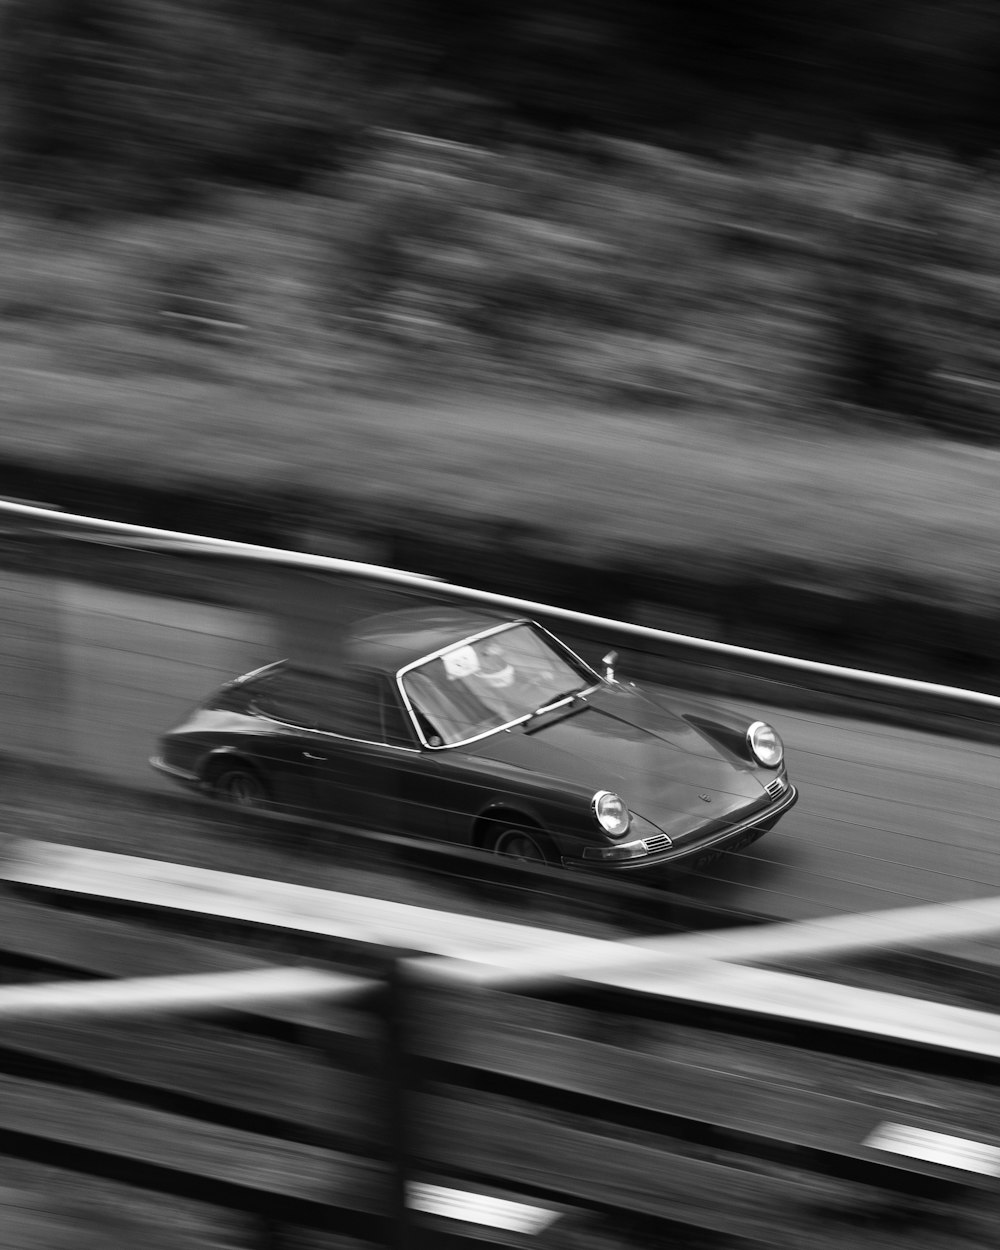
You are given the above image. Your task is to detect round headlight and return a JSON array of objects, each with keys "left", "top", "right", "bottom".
[
  {"left": 747, "top": 721, "right": 783, "bottom": 768},
  {"left": 592, "top": 790, "right": 631, "bottom": 837}
]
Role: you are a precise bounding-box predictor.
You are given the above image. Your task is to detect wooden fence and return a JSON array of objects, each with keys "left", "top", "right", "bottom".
[{"left": 0, "top": 887, "right": 997, "bottom": 1249}]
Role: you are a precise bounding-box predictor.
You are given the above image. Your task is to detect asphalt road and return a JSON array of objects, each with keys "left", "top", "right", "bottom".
[
  {"left": 22, "top": 577, "right": 1000, "bottom": 925},
  {"left": 682, "top": 703, "right": 1000, "bottom": 921}
]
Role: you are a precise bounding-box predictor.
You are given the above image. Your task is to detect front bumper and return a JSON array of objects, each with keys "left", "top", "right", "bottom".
[{"left": 562, "top": 783, "right": 798, "bottom": 874}]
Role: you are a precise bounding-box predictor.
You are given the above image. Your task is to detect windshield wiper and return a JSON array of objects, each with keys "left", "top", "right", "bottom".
[{"left": 522, "top": 688, "right": 589, "bottom": 728}]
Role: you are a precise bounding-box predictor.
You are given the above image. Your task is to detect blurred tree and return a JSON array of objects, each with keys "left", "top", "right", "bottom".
[{"left": 0, "top": 0, "right": 367, "bottom": 213}]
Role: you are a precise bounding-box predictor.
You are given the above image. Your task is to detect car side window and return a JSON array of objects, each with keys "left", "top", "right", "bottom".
[
  {"left": 250, "top": 666, "right": 410, "bottom": 746},
  {"left": 248, "top": 669, "right": 339, "bottom": 731},
  {"left": 330, "top": 670, "right": 386, "bottom": 740}
]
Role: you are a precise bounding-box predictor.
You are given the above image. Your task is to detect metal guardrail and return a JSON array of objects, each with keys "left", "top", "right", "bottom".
[
  {"left": 9, "top": 835, "right": 1000, "bottom": 997},
  {"left": 4, "top": 497, "right": 1000, "bottom": 712},
  {"left": 0, "top": 966, "right": 367, "bottom": 1019},
  {"left": 1, "top": 846, "right": 1000, "bottom": 1245}
]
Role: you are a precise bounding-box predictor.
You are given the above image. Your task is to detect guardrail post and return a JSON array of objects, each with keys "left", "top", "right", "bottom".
[{"left": 384, "top": 957, "right": 417, "bottom": 1250}]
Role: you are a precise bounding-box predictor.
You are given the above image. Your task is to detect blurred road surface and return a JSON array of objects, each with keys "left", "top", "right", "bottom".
[
  {"left": 57, "top": 581, "right": 274, "bottom": 787},
  {"left": 682, "top": 703, "right": 1000, "bottom": 921}
]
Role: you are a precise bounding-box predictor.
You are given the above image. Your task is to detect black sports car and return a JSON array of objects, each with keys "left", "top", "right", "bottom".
[{"left": 152, "top": 608, "right": 797, "bottom": 873}]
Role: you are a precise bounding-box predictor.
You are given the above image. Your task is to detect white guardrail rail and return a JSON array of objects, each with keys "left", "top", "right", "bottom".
[{"left": 4, "top": 497, "right": 1000, "bottom": 712}]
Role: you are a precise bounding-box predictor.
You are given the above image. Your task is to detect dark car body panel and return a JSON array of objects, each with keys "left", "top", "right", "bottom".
[
  {"left": 480, "top": 688, "right": 766, "bottom": 813},
  {"left": 153, "top": 609, "right": 797, "bottom": 873}
]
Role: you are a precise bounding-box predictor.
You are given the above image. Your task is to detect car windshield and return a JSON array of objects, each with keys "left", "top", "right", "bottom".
[{"left": 400, "top": 623, "right": 593, "bottom": 746}]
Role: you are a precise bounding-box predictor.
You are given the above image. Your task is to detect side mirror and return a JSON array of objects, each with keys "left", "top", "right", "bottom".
[{"left": 601, "top": 650, "right": 619, "bottom": 683}]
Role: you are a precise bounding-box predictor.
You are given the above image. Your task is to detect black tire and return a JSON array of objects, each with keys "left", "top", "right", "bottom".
[
  {"left": 491, "top": 827, "right": 553, "bottom": 866},
  {"left": 211, "top": 764, "right": 270, "bottom": 809}
]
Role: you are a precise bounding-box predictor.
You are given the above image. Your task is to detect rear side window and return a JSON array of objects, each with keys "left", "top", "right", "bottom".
[{"left": 247, "top": 666, "right": 411, "bottom": 746}]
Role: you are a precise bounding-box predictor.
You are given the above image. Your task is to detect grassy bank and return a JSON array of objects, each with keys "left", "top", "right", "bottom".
[
  {"left": 2, "top": 139, "right": 1000, "bottom": 633},
  {"left": 5, "top": 358, "right": 1000, "bottom": 608}
]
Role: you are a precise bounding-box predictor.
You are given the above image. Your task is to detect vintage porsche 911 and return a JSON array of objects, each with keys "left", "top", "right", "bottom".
[{"left": 152, "top": 608, "right": 797, "bottom": 873}]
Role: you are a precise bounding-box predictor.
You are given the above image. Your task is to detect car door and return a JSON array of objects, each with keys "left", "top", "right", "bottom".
[
  {"left": 247, "top": 729, "right": 333, "bottom": 819},
  {"left": 240, "top": 668, "right": 355, "bottom": 818},
  {"left": 294, "top": 669, "right": 450, "bottom": 838},
  {"left": 249, "top": 665, "right": 480, "bottom": 843},
  {"left": 370, "top": 679, "right": 477, "bottom": 846}
]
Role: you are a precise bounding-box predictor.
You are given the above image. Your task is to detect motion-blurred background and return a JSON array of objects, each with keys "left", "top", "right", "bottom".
[
  {"left": 5, "top": 0, "right": 1000, "bottom": 419},
  {"left": 1, "top": 0, "right": 999, "bottom": 660},
  {"left": 3, "top": 11, "right": 1000, "bottom": 1248}
]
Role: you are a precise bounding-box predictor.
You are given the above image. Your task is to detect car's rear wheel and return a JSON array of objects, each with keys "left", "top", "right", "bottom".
[
  {"left": 211, "top": 765, "right": 270, "bottom": 809},
  {"left": 492, "top": 827, "right": 552, "bottom": 865}
]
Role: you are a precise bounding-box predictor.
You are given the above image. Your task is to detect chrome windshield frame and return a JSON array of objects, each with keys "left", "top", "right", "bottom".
[{"left": 395, "top": 619, "right": 601, "bottom": 750}]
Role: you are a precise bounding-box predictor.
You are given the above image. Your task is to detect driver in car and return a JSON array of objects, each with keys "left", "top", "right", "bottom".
[
  {"left": 468, "top": 641, "right": 554, "bottom": 719},
  {"left": 473, "top": 643, "right": 516, "bottom": 689}
]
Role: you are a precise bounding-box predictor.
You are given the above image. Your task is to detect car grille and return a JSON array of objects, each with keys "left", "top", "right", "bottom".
[
  {"left": 764, "top": 777, "right": 786, "bottom": 799},
  {"left": 642, "top": 833, "right": 673, "bottom": 853}
]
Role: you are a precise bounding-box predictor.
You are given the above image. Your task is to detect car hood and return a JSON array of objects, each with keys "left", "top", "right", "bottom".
[{"left": 464, "top": 684, "right": 769, "bottom": 838}]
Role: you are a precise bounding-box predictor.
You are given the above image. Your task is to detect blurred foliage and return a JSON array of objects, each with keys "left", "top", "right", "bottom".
[
  {"left": 332, "top": 139, "right": 1000, "bottom": 433},
  {"left": 0, "top": 1, "right": 1000, "bottom": 435},
  {"left": 0, "top": 0, "right": 374, "bottom": 215},
  {"left": 2, "top": 139, "right": 1000, "bottom": 435},
  {"left": 4, "top": 0, "right": 1000, "bottom": 214}
]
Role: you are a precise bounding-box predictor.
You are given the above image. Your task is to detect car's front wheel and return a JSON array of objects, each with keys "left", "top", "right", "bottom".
[
  {"left": 491, "top": 827, "right": 553, "bottom": 866},
  {"left": 210, "top": 765, "right": 270, "bottom": 809}
]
